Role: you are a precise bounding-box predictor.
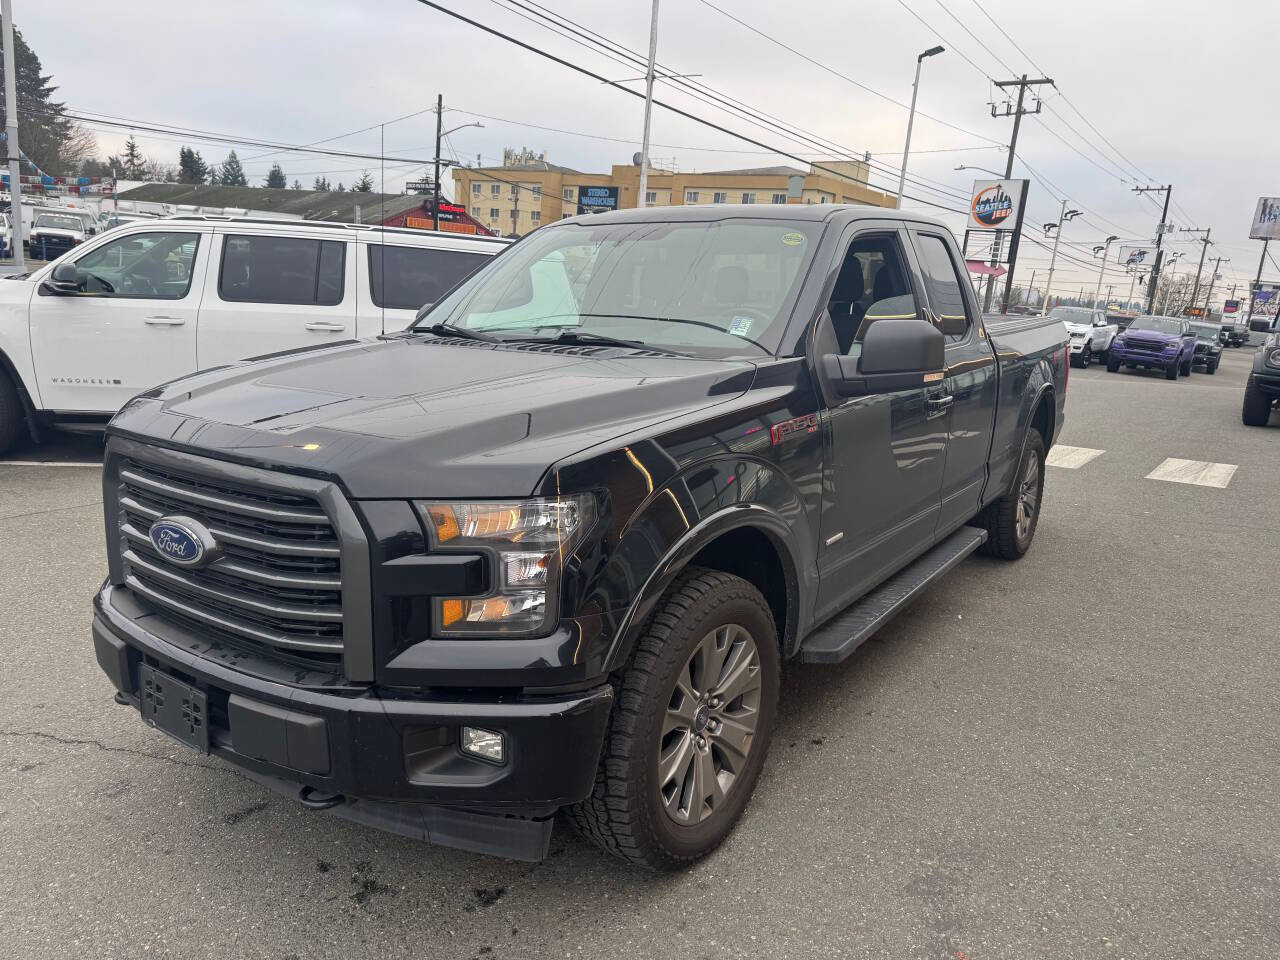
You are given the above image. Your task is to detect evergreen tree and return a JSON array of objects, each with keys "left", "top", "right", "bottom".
[
  {"left": 0, "top": 20, "right": 80, "bottom": 172},
  {"left": 121, "top": 137, "right": 146, "bottom": 179},
  {"left": 352, "top": 170, "right": 374, "bottom": 193},
  {"left": 218, "top": 150, "right": 248, "bottom": 186},
  {"left": 336, "top": 182, "right": 346, "bottom": 192},
  {"left": 264, "top": 163, "right": 287, "bottom": 188},
  {"left": 292, "top": 179, "right": 302, "bottom": 190},
  {"left": 177, "top": 146, "right": 209, "bottom": 184},
  {"left": 312, "top": 176, "right": 330, "bottom": 191}
]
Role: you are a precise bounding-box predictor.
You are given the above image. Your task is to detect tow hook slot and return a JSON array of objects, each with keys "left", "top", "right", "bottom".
[{"left": 297, "top": 786, "right": 344, "bottom": 810}]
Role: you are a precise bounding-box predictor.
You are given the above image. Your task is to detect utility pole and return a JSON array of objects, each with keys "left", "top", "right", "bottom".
[
  {"left": 1182, "top": 227, "right": 1211, "bottom": 316},
  {"left": 1202, "top": 256, "right": 1228, "bottom": 317},
  {"left": 1133, "top": 185, "right": 1171, "bottom": 313},
  {"left": 985, "top": 73, "right": 1053, "bottom": 312},
  {"left": 1027, "top": 269, "right": 1037, "bottom": 306},
  {"left": 637, "top": 0, "right": 660, "bottom": 208},
  {"left": 432, "top": 94, "right": 443, "bottom": 231},
  {"left": 2, "top": 0, "right": 24, "bottom": 271},
  {"left": 1043, "top": 201, "right": 1081, "bottom": 310},
  {"left": 1105, "top": 283, "right": 1114, "bottom": 306}
]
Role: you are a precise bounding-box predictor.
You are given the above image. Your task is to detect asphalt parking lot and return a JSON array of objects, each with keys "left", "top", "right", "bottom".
[{"left": 2, "top": 345, "right": 1277, "bottom": 960}]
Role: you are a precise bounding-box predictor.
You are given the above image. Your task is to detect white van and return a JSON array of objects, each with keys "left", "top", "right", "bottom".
[{"left": 0, "top": 216, "right": 507, "bottom": 451}]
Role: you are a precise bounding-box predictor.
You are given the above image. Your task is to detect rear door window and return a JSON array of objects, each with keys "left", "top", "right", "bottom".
[
  {"left": 914, "top": 233, "right": 972, "bottom": 341},
  {"left": 218, "top": 234, "right": 346, "bottom": 305},
  {"left": 367, "top": 244, "right": 489, "bottom": 311}
]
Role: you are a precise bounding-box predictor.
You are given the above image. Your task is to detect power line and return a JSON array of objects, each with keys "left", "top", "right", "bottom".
[
  {"left": 690, "top": 0, "right": 1004, "bottom": 147},
  {"left": 411, "top": 0, "right": 970, "bottom": 214}
]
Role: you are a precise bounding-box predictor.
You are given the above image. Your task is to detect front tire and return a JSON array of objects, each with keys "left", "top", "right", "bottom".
[
  {"left": 978, "top": 431, "right": 1046, "bottom": 560},
  {"left": 1242, "top": 377, "right": 1273, "bottom": 426},
  {"left": 1165, "top": 361, "right": 1179, "bottom": 380},
  {"left": 1206, "top": 360, "right": 1218, "bottom": 375},
  {"left": 1079, "top": 345, "right": 1092, "bottom": 369},
  {"left": 568, "top": 568, "right": 780, "bottom": 871},
  {"left": 1106, "top": 354, "right": 1121, "bottom": 373},
  {"left": 1181, "top": 355, "right": 1193, "bottom": 376}
]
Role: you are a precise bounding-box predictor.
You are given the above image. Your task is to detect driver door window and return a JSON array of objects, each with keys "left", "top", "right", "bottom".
[
  {"left": 824, "top": 233, "right": 919, "bottom": 359},
  {"left": 68, "top": 232, "right": 201, "bottom": 299}
]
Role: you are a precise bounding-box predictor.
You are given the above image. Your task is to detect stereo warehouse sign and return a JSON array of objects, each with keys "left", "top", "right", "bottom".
[{"left": 968, "top": 179, "right": 1027, "bottom": 231}]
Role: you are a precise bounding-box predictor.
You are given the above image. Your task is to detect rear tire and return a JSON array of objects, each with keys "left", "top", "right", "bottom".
[
  {"left": 0, "top": 372, "right": 23, "bottom": 456},
  {"left": 567, "top": 568, "right": 780, "bottom": 871},
  {"left": 1242, "top": 377, "right": 1272, "bottom": 427},
  {"left": 978, "top": 431, "right": 1045, "bottom": 560}
]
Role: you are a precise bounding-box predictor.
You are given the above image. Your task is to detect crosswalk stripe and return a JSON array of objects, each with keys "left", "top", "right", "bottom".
[
  {"left": 1145, "top": 458, "right": 1238, "bottom": 488},
  {"left": 1046, "top": 445, "right": 1105, "bottom": 469}
]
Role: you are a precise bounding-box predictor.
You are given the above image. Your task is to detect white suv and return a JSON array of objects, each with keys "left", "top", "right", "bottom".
[
  {"left": 0, "top": 216, "right": 507, "bottom": 453},
  {"left": 1049, "top": 305, "right": 1117, "bottom": 368}
]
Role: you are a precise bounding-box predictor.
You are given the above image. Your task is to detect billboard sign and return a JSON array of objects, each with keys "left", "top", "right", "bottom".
[
  {"left": 1117, "top": 245, "right": 1155, "bottom": 267},
  {"left": 1249, "top": 197, "right": 1280, "bottom": 240},
  {"left": 577, "top": 185, "right": 620, "bottom": 212},
  {"left": 968, "top": 179, "right": 1025, "bottom": 230},
  {"left": 1223, "top": 299, "right": 1240, "bottom": 314}
]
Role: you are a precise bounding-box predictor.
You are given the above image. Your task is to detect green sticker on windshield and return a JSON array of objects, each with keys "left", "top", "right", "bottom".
[{"left": 782, "top": 232, "right": 804, "bottom": 246}]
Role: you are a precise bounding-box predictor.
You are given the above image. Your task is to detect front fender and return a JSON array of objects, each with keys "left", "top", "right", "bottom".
[{"left": 565, "top": 442, "right": 818, "bottom": 674}]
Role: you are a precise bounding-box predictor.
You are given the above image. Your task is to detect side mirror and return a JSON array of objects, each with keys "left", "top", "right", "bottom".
[
  {"left": 40, "top": 262, "right": 80, "bottom": 296},
  {"left": 822, "top": 318, "right": 945, "bottom": 397}
]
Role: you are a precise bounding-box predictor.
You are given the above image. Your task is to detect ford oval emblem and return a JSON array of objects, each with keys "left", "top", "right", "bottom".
[{"left": 148, "top": 516, "right": 217, "bottom": 568}]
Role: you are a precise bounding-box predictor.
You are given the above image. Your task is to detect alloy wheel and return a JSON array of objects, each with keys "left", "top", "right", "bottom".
[
  {"left": 658, "top": 623, "right": 762, "bottom": 826},
  {"left": 1016, "top": 449, "right": 1040, "bottom": 543}
]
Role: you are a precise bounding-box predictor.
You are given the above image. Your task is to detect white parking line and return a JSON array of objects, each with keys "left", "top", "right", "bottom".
[
  {"left": 0, "top": 460, "right": 101, "bottom": 468},
  {"left": 1145, "top": 458, "right": 1238, "bottom": 488},
  {"left": 1046, "top": 445, "right": 1105, "bottom": 469}
]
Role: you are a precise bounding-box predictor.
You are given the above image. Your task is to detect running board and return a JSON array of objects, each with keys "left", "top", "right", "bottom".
[{"left": 800, "top": 525, "right": 988, "bottom": 664}]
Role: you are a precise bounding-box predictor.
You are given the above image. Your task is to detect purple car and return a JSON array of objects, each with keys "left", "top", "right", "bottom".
[{"left": 1106, "top": 315, "right": 1196, "bottom": 380}]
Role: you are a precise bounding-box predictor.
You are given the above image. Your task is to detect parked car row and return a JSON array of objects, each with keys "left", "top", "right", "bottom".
[{"left": 0, "top": 216, "right": 507, "bottom": 453}]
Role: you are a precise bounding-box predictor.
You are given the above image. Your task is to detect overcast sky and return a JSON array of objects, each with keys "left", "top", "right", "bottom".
[{"left": 20, "top": 0, "right": 1280, "bottom": 297}]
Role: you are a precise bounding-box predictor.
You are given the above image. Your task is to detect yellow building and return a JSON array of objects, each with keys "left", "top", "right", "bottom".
[{"left": 452, "top": 153, "right": 895, "bottom": 237}]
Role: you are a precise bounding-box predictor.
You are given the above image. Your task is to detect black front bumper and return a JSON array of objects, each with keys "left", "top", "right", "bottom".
[
  {"left": 1251, "top": 371, "right": 1280, "bottom": 398},
  {"left": 93, "top": 585, "right": 614, "bottom": 861}
]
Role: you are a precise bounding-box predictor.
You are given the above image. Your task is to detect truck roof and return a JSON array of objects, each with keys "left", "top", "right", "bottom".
[{"left": 556, "top": 202, "right": 947, "bottom": 229}]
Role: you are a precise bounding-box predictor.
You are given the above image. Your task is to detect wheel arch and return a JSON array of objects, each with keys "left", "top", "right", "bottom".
[
  {"left": 604, "top": 505, "right": 806, "bottom": 672},
  {"left": 0, "top": 345, "right": 40, "bottom": 444}
]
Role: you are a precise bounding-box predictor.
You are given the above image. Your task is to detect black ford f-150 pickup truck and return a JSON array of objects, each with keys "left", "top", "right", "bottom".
[{"left": 93, "top": 205, "right": 1068, "bottom": 869}]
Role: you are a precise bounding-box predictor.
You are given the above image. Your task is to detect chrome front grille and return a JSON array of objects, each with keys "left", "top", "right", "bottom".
[{"left": 115, "top": 457, "right": 344, "bottom": 663}]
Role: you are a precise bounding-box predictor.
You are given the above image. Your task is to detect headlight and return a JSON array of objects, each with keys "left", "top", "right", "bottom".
[
  {"left": 1164, "top": 342, "right": 1180, "bottom": 351},
  {"left": 416, "top": 494, "right": 596, "bottom": 636},
  {"left": 1266, "top": 348, "right": 1280, "bottom": 368},
  {"left": 1113, "top": 337, "right": 1125, "bottom": 347}
]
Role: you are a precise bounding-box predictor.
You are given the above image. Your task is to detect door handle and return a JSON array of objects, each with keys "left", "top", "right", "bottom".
[
  {"left": 304, "top": 321, "right": 347, "bottom": 332},
  {"left": 926, "top": 393, "right": 954, "bottom": 418},
  {"left": 144, "top": 316, "right": 186, "bottom": 326}
]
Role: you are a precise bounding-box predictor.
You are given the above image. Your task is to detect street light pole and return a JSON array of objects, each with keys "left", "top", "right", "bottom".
[
  {"left": 2, "top": 0, "right": 24, "bottom": 271},
  {"left": 637, "top": 0, "right": 660, "bottom": 209},
  {"left": 1092, "top": 236, "right": 1118, "bottom": 310},
  {"left": 433, "top": 94, "right": 443, "bottom": 231},
  {"left": 896, "top": 45, "right": 944, "bottom": 210},
  {"left": 1042, "top": 201, "right": 1081, "bottom": 312}
]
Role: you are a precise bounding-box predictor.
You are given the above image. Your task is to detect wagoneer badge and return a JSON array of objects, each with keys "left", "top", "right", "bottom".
[{"left": 148, "top": 516, "right": 217, "bottom": 568}]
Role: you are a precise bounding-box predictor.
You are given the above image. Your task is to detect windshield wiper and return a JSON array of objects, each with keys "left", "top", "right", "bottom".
[
  {"left": 508, "top": 329, "right": 691, "bottom": 357},
  {"left": 420, "top": 322, "right": 498, "bottom": 343}
]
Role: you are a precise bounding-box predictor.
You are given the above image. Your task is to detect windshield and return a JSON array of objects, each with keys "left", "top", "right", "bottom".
[
  {"left": 1050, "top": 307, "right": 1093, "bottom": 324},
  {"left": 36, "top": 214, "right": 83, "bottom": 232},
  {"left": 1189, "top": 323, "right": 1220, "bottom": 339},
  {"left": 1129, "top": 316, "right": 1182, "bottom": 335},
  {"left": 415, "top": 218, "right": 824, "bottom": 357}
]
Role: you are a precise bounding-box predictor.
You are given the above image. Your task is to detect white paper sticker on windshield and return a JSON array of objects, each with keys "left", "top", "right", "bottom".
[
  {"left": 782, "top": 232, "right": 804, "bottom": 246},
  {"left": 728, "top": 316, "right": 753, "bottom": 337}
]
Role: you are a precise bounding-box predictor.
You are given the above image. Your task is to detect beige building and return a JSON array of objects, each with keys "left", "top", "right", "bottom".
[{"left": 452, "top": 153, "right": 895, "bottom": 237}]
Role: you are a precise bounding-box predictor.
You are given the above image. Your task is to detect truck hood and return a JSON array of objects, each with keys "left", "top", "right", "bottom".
[
  {"left": 1122, "top": 329, "right": 1179, "bottom": 344},
  {"left": 1062, "top": 321, "right": 1091, "bottom": 335},
  {"left": 109, "top": 335, "right": 758, "bottom": 498}
]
